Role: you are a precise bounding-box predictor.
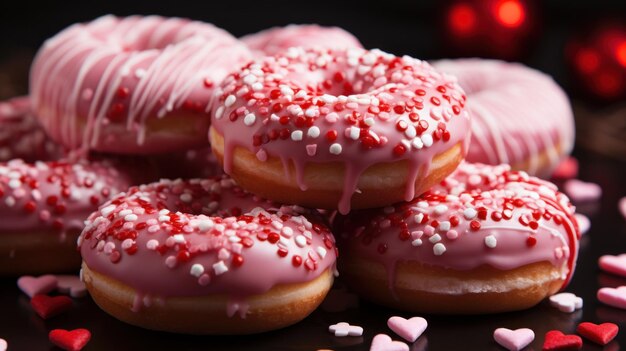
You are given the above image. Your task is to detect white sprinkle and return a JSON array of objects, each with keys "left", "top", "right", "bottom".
[
  {"left": 244, "top": 113, "right": 256, "bottom": 126},
  {"left": 316, "top": 247, "right": 327, "bottom": 259},
  {"left": 180, "top": 193, "right": 193, "bottom": 203},
  {"left": 439, "top": 221, "right": 451, "bottom": 232},
  {"left": 146, "top": 239, "right": 159, "bottom": 250},
  {"left": 215, "top": 106, "right": 224, "bottom": 119},
  {"left": 364, "top": 117, "right": 375, "bottom": 126},
  {"left": 421, "top": 134, "right": 433, "bottom": 147},
  {"left": 190, "top": 264, "right": 205, "bottom": 277},
  {"left": 5, "top": 196, "right": 15, "bottom": 207},
  {"left": 124, "top": 214, "right": 138, "bottom": 222},
  {"left": 101, "top": 205, "right": 116, "bottom": 217},
  {"left": 305, "top": 108, "right": 317, "bottom": 117},
  {"left": 197, "top": 219, "right": 214, "bottom": 231},
  {"left": 281, "top": 86, "right": 294, "bottom": 96},
  {"left": 429, "top": 234, "right": 442, "bottom": 243},
  {"left": 8, "top": 179, "right": 21, "bottom": 189},
  {"left": 148, "top": 225, "right": 160, "bottom": 233},
  {"left": 412, "top": 137, "right": 424, "bottom": 149},
  {"left": 291, "top": 130, "right": 303, "bottom": 141},
  {"left": 329, "top": 143, "right": 342, "bottom": 155},
  {"left": 295, "top": 235, "right": 307, "bottom": 247},
  {"left": 224, "top": 95, "right": 236, "bottom": 107},
  {"left": 405, "top": 125, "right": 417, "bottom": 138},
  {"left": 282, "top": 226, "right": 294, "bottom": 237},
  {"left": 158, "top": 215, "right": 170, "bottom": 222},
  {"left": 213, "top": 261, "right": 229, "bottom": 275},
  {"left": 349, "top": 126, "right": 360, "bottom": 140},
  {"left": 243, "top": 74, "right": 257, "bottom": 85},
  {"left": 434, "top": 204, "right": 448, "bottom": 215},
  {"left": 414, "top": 213, "right": 424, "bottom": 224},
  {"left": 172, "top": 234, "right": 186, "bottom": 243},
  {"left": 433, "top": 243, "right": 447, "bottom": 255},
  {"left": 165, "top": 256, "right": 177, "bottom": 268},
  {"left": 411, "top": 239, "right": 423, "bottom": 246},
  {"left": 308, "top": 126, "right": 320, "bottom": 138},
  {"left": 485, "top": 235, "right": 497, "bottom": 248},
  {"left": 463, "top": 208, "right": 477, "bottom": 219}
]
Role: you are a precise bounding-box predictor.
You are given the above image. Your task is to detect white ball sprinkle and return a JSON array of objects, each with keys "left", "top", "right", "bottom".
[
  {"left": 463, "top": 207, "right": 477, "bottom": 219},
  {"left": 224, "top": 95, "right": 236, "bottom": 107},
  {"left": 291, "top": 130, "right": 303, "bottom": 141},
  {"left": 485, "top": 235, "right": 497, "bottom": 248},
  {"left": 295, "top": 235, "right": 307, "bottom": 247},
  {"left": 190, "top": 264, "right": 205, "bottom": 277},
  {"left": 213, "top": 261, "right": 229, "bottom": 275},
  {"left": 429, "top": 234, "right": 442, "bottom": 243},
  {"left": 329, "top": 143, "right": 343, "bottom": 155},
  {"left": 124, "top": 214, "right": 138, "bottom": 222},
  {"left": 433, "top": 243, "right": 447, "bottom": 256},
  {"left": 308, "top": 126, "right": 321, "bottom": 138},
  {"left": 434, "top": 204, "right": 448, "bottom": 215},
  {"left": 180, "top": 193, "right": 193, "bottom": 203},
  {"left": 421, "top": 134, "right": 434, "bottom": 147},
  {"left": 243, "top": 113, "right": 256, "bottom": 126}
]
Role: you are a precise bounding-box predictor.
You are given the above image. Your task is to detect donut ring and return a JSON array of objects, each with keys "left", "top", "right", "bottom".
[
  {"left": 432, "top": 59, "right": 575, "bottom": 177},
  {"left": 334, "top": 162, "right": 579, "bottom": 314},
  {"left": 241, "top": 24, "right": 363, "bottom": 56},
  {"left": 31, "top": 15, "right": 252, "bottom": 154},
  {"left": 210, "top": 48, "right": 471, "bottom": 214},
  {"left": 0, "top": 96, "right": 62, "bottom": 162},
  {"left": 79, "top": 176, "right": 337, "bottom": 334},
  {"left": 0, "top": 159, "right": 130, "bottom": 274}
]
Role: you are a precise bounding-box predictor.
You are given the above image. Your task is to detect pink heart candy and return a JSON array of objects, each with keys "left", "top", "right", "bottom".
[
  {"left": 56, "top": 275, "right": 87, "bottom": 298},
  {"left": 620, "top": 197, "right": 626, "bottom": 219},
  {"left": 370, "top": 334, "right": 409, "bottom": 351},
  {"left": 493, "top": 328, "right": 535, "bottom": 351},
  {"left": 0, "top": 338, "right": 7, "bottom": 351},
  {"left": 598, "top": 286, "right": 626, "bottom": 309},
  {"left": 599, "top": 254, "right": 626, "bottom": 278},
  {"left": 575, "top": 213, "right": 590, "bottom": 235},
  {"left": 387, "top": 316, "right": 427, "bottom": 342},
  {"left": 17, "top": 275, "right": 57, "bottom": 298},
  {"left": 564, "top": 179, "right": 602, "bottom": 202},
  {"left": 551, "top": 156, "right": 578, "bottom": 179}
]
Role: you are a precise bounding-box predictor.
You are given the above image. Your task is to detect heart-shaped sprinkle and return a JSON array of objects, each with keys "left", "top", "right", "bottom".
[
  {"left": 370, "top": 334, "right": 409, "bottom": 351},
  {"left": 387, "top": 316, "right": 427, "bottom": 342},
  {"left": 493, "top": 328, "right": 535, "bottom": 351},
  {"left": 549, "top": 292, "right": 583, "bottom": 313},
  {"left": 551, "top": 157, "right": 578, "bottom": 179},
  {"left": 564, "top": 179, "right": 602, "bottom": 203},
  {"left": 597, "top": 286, "right": 626, "bottom": 309},
  {"left": 30, "top": 294, "right": 73, "bottom": 319},
  {"left": 574, "top": 214, "right": 590, "bottom": 235},
  {"left": 328, "top": 322, "right": 363, "bottom": 337},
  {"left": 542, "top": 330, "right": 582, "bottom": 350},
  {"left": 0, "top": 338, "right": 7, "bottom": 351},
  {"left": 49, "top": 329, "right": 91, "bottom": 351},
  {"left": 55, "top": 275, "right": 87, "bottom": 298},
  {"left": 599, "top": 254, "right": 626, "bottom": 277},
  {"left": 620, "top": 197, "right": 626, "bottom": 219},
  {"left": 17, "top": 275, "right": 57, "bottom": 298},
  {"left": 576, "top": 322, "right": 618, "bottom": 345}
]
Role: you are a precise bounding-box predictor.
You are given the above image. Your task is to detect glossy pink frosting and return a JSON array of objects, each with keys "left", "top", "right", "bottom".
[
  {"left": 79, "top": 176, "right": 337, "bottom": 313},
  {"left": 0, "top": 159, "right": 130, "bottom": 234},
  {"left": 241, "top": 24, "right": 362, "bottom": 56},
  {"left": 432, "top": 59, "right": 575, "bottom": 176},
  {"left": 0, "top": 96, "right": 62, "bottom": 162},
  {"left": 30, "top": 15, "right": 252, "bottom": 155},
  {"left": 211, "top": 48, "right": 471, "bottom": 214},
  {"left": 336, "top": 162, "right": 580, "bottom": 289}
]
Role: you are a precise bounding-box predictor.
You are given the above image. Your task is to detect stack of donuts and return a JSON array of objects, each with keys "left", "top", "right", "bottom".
[{"left": 1, "top": 14, "right": 580, "bottom": 334}]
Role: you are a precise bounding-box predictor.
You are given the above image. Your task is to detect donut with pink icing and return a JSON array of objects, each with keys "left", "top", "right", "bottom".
[
  {"left": 0, "top": 96, "right": 62, "bottom": 162},
  {"left": 209, "top": 47, "right": 471, "bottom": 214},
  {"left": 0, "top": 159, "right": 130, "bottom": 274},
  {"left": 79, "top": 176, "right": 337, "bottom": 334},
  {"left": 241, "top": 24, "right": 362, "bottom": 56},
  {"left": 30, "top": 15, "right": 252, "bottom": 155},
  {"left": 431, "top": 59, "right": 575, "bottom": 177},
  {"left": 334, "top": 162, "right": 580, "bottom": 314}
]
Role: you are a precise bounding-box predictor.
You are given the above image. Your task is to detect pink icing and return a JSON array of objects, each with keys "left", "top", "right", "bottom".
[
  {"left": 0, "top": 96, "right": 62, "bottom": 162},
  {"left": 336, "top": 162, "right": 580, "bottom": 292},
  {"left": 431, "top": 59, "right": 575, "bottom": 176},
  {"left": 30, "top": 15, "right": 252, "bottom": 155},
  {"left": 241, "top": 24, "right": 362, "bottom": 56},
  {"left": 0, "top": 159, "right": 130, "bottom": 234},
  {"left": 210, "top": 48, "right": 471, "bottom": 214},
  {"left": 78, "top": 176, "right": 337, "bottom": 312}
]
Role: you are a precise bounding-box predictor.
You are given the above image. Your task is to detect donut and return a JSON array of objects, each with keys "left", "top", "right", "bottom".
[
  {"left": 241, "top": 24, "right": 362, "bottom": 56},
  {"left": 431, "top": 59, "right": 575, "bottom": 177},
  {"left": 334, "top": 162, "right": 580, "bottom": 314},
  {"left": 209, "top": 48, "right": 471, "bottom": 214},
  {"left": 30, "top": 15, "right": 252, "bottom": 155},
  {"left": 0, "top": 159, "right": 130, "bottom": 274},
  {"left": 79, "top": 176, "right": 337, "bottom": 334},
  {"left": 0, "top": 96, "right": 62, "bottom": 162}
]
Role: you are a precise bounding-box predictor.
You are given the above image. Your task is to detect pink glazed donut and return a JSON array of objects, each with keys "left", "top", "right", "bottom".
[
  {"left": 209, "top": 48, "right": 471, "bottom": 214},
  {"left": 0, "top": 159, "right": 130, "bottom": 274},
  {"left": 432, "top": 59, "right": 575, "bottom": 177},
  {"left": 79, "top": 176, "right": 337, "bottom": 334},
  {"left": 241, "top": 24, "right": 363, "bottom": 56},
  {"left": 0, "top": 96, "right": 62, "bottom": 162},
  {"left": 334, "top": 162, "right": 580, "bottom": 314},
  {"left": 30, "top": 15, "right": 252, "bottom": 155}
]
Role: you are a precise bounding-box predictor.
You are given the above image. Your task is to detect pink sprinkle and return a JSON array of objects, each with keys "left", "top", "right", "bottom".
[
  {"left": 564, "top": 179, "right": 602, "bottom": 202},
  {"left": 256, "top": 149, "right": 268, "bottom": 162},
  {"left": 306, "top": 144, "right": 317, "bottom": 156},
  {"left": 620, "top": 197, "right": 626, "bottom": 219},
  {"left": 325, "top": 112, "right": 338, "bottom": 123},
  {"left": 551, "top": 156, "right": 578, "bottom": 179},
  {"left": 575, "top": 214, "right": 590, "bottom": 235},
  {"left": 446, "top": 230, "right": 458, "bottom": 240},
  {"left": 423, "top": 225, "right": 435, "bottom": 237}
]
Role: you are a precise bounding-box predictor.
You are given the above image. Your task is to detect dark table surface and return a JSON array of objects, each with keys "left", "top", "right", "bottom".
[{"left": 0, "top": 148, "right": 625, "bottom": 351}]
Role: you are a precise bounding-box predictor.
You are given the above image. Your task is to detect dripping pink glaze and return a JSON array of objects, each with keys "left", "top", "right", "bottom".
[
  {"left": 30, "top": 15, "right": 253, "bottom": 155},
  {"left": 0, "top": 159, "right": 130, "bottom": 233},
  {"left": 210, "top": 48, "right": 471, "bottom": 214},
  {"left": 336, "top": 162, "right": 580, "bottom": 291},
  {"left": 431, "top": 59, "right": 575, "bottom": 176},
  {"left": 78, "top": 176, "right": 337, "bottom": 310},
  {"left": 0, "top": 96, "right": 63, "bottom": 162},
  {"left": 241, "top": 24, "right": 363, "bottom": 56}
]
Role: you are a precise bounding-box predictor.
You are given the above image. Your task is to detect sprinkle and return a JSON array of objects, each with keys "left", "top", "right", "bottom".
[
  {"left": 295, "top": 235, "right": 307, "bottom": 247},
  {"left": 429, "top": 234, "right": 442, "bottom": 243},
  {"left": 291, "top": 130, "right": 303, "bottom": 141},
  {"left": 146, "top": 240, "right": 159, "bottom": 250},
  {"left": 224, "top": 95, "right": 236, "bottom": 107},
  {"left": 485, "top": 235, "right": 497, "bottom": 248},
  {"left": 433, "top": 243, "right": 446, "bottom": 255},
  {"left": 124, "top": 214, "right": 138, "bottom": 222},
  {"left": 316, "top": 247, "right": 327, "bottom": 259},
  {"left": 438, "top": 221, "right": 451, "bottom": 232},
  {"left": 243, "top": 113, "right": 256, "bottom": 126},
  {"left": 306, "top": 144, "right": 317, "bottom": 156},
  {"left": 421, "top": 134, "right": 433, "bottom": 147},
  {"left": 190, "top": 264, "right": 205, "bottom": 277},
  {"left": 213, "top": 261, "right": 228, "bottom": 275},
  {"left": 434, "top": 204, "right": 448, "bottom": 215},
  {"left": 463, "top": 208, "right": 477, "bottom": 219},
  {"left": 180, "top": 193, "right": 192, "bottom": 203},
  {"left": 414, "top": 213, "right": 424, "bottom": 224},
  {"left": 329, "top": 143, "right": 343, "bottom": 155},
  {"left": 411, "top": 239, "right": 423, "bottom": 246},
  {"left": 101, "top": 205, "right": 116, "bottom": 216},
  {"left": 307, "top": 126, "right": 321, "bottom": 138}
]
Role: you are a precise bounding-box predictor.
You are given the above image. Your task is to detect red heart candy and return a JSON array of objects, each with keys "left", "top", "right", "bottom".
[
  {"left": 49, "top": 329, "right": 91, "bottom": 351},
  {"left": 576, "top": 322, "right": 618, "bottom": 345},
  {"left": 543, "top": 330, "right": 582, "bottom": 351},
  {"left": 30, "top": 294, "right": 73, "bottom": 319}
]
